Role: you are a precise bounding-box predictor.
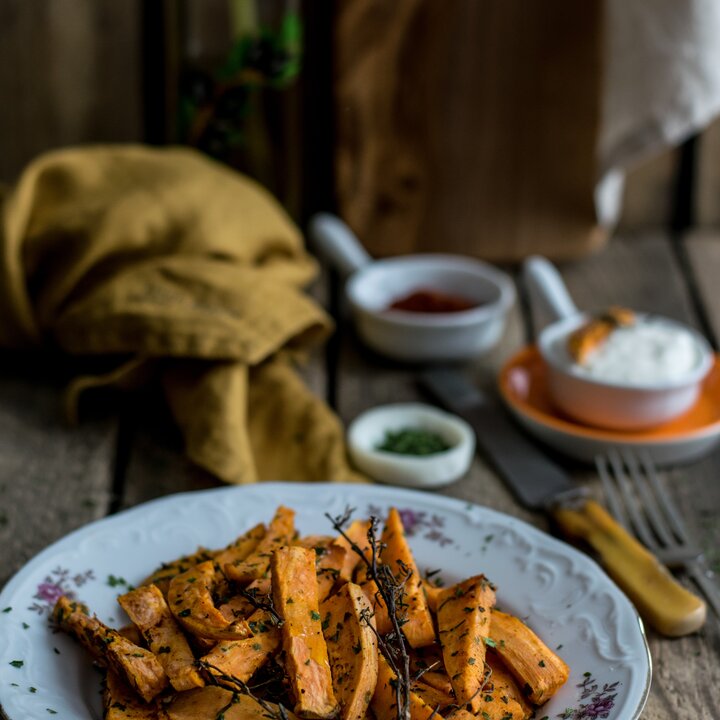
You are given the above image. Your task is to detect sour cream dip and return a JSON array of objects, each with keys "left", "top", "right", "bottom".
[{"left": 575, "top": 320, "right": 702, "bottom": 385}]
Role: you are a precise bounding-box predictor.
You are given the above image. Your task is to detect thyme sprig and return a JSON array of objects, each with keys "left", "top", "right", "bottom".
[
  {"left": 326, "top": 507, "right": 412, "bottom": 720},
  {"left": 198, "top": 660, "right": 291, "bottom": 720},
  {"left": 236, "top": 586, "right": 283, "bottom": 626}
]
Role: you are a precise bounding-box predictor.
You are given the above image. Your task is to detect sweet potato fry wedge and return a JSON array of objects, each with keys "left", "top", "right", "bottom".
[
  {"left": 118, "top": 623, "right": 145, "bottom": 647},
  {"left": 371, "top": 653, "right": 436, "bottom": 720},
  {"left": 161, "top": 686, "right": 298, "bottom": 720},
  {"left": 141, "top": 548, "right": 216, "bottom": 598},
  {"left": 489, "top": 610, "right": 569, "bottom": 705},
  {"left": 272, "top": 545, "right": 338, "bottom": 719},
  {"left": 297, "top": 535, "right": 349, "bottom": 601},
  {"left": 333, "top": 519, "right": 372, "bottom": 582},
  {"left": 422, "top": 579, "right": 443, "bottom": 614},
  {"left": 143, "top": 524, "right": 265, "bottom": 598},
  {"left": 419, "top": 670, "right": 454, "bottom": 696},
  {"left": 411, "top": 680, "right": 454, "bottom": 711},
  {"left": 168, "top": 561, "right": 251, "bottom": 641},
  {"left": 321, "top": 582, "right": 378, "bottom": 720},
  {"left": 212, "top": 522, "right": 266, "bottom": 569},
  {"left": 217, "top": 577, "right": 272, "bottom": 622},
  {"left": 380, "top": 507, "right": 436, "bottom": 648},
  {"left": 409, "top": 643, "right": 445, "bottom": 678},
  {"left": 479, "top": 651, "right": 533, "bottom": 719},
  {"left": 104, "top": 670, "right": 159, "bottom": 720},
  {"left": 53, "top": 596, "right": 167, "bottom": 702},
  {"left": 225, "top": 505, "right": 295, "bottom": 583},
  {"left": 355, "top": 567, "right": 392, "bottom": 636},
  {"left": 436, "top": 574, "right": 496, "bottom": 713},
  {"left": 200, "top": 609, "right": 281, "bottom": 684},
  {"left": 444, "top": 709, "right": 475, "bottom": 720},
  {"left": 118, "top": 584, "right": 204, "bottom": 692}
]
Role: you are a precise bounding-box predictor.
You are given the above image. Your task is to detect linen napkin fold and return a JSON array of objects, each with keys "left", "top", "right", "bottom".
[{"left": 0, "top": 144, "right": 364, "bottom": 484}]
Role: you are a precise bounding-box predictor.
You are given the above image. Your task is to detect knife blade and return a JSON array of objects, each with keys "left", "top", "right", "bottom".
[
  {"left": 419, "top": 367, "right": 579, "bottom": 509},
  {"left": 419, "top": 367, "right": 707, "bottom": 637}
]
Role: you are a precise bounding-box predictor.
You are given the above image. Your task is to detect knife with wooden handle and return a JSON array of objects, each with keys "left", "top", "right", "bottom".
[{"left": 420, "top": 368, "right": 707, "bottom": 637}]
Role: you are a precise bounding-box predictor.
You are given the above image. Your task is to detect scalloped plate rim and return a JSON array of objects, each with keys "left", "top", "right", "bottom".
[{"left": 0, "top": 482, "right": 652, "bottom": 720}]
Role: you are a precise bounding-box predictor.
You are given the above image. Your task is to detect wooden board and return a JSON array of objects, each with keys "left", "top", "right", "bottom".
[
  {"left": 618, "top": 149, "right": 680, "bottom": 230},
  {"left": 696, "top": 118, "right": 720, "bottom": 226},
  {"left": 0, "top": 354, "right": 116, "bottom": 588},
  {"left": 685, "top": 229, "right": 720, "bottom": 345},
  {"left": 333, "top": 0, "right": 605, "bottom": 262},
  {"left": 0, "top": 0, "right": 142, "bottom": 182}
]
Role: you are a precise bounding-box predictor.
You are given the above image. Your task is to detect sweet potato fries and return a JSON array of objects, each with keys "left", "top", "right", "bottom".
[{"left": 53, "top": 505, "right": 568, "bottom": 719}]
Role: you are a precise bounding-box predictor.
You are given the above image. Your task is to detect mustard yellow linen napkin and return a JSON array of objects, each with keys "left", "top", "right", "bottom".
[{"left": 0, "top": 144, "right": 364, "bottom": 484}]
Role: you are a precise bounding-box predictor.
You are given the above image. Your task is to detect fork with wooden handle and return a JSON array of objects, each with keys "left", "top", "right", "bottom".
[
  {"left": 420, "top": 368, "right": 707, "bottom": 638},
  {"left": 553, "top": 497, "right": 707, "bottom": 637},
  {"left": 598, "top": 449, "right": 720, "bottom": 621}
]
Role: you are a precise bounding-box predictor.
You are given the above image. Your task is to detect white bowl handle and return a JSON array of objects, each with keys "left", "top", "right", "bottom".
[
  {"left": 523, "top": 255, "right": 579, "bottom": 322},
  {"left": 308, "top": 213, "right": 373, "bottom": 277}
]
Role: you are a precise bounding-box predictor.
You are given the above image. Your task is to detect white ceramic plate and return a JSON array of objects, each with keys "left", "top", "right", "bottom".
[{"left": 0, "top": 483, "right": 651, "bottom": 720}]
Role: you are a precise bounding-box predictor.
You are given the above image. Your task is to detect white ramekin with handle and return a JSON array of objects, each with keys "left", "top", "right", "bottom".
[
  {"left": 523, "top": 256, "right": 714, "bottom": 430},
  {"left": 309, "top": 213, "right": 516, "bottom": 363}
]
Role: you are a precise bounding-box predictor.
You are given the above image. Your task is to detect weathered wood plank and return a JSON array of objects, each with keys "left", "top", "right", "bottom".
[
  {"left": 0, "top": 355, "right": 116, "bottom": 589},
  {"left": 696, "top": 118, "right": 720, "bottom": 226},
  {"left": 529, "top": 232, "right": 699, "bottom": 333},
  {"left": 0, "top": 0, "right": 142, "bottom": 182},
  {"left": 618, "top": 148, "right": 679, "bottom": 231},
  {"left": 685, "top": 229, "right": 720, "bottom": 345},
  {"left": 540, "top": 232, "right": 720, "bottom": 720},
  {"left": 333, "top": 0, "right": 605, "bottom": 262}
]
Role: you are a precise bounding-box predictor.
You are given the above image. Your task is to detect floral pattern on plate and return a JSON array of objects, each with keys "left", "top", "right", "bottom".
[{"left": 0, "top": 483, "right": 651, "bottom": 720}]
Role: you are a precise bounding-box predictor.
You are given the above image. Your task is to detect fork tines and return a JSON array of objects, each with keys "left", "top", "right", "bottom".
[{"left": 596, "top": 448, "right": 720, "bottom": 619}]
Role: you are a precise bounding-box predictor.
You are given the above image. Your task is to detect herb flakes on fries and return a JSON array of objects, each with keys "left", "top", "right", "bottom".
[{"left": 52, "top": 504, "right": 569, "bottom": 719}]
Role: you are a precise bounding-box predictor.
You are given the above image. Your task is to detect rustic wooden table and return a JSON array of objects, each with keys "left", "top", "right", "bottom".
[{"left": 2, "top": 231, "right": 719, "bottom": 719}]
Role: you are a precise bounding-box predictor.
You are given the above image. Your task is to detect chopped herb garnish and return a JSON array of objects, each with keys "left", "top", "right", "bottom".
[
  {"left": 310, "top": 610, "right": 321, "bottom": 621},
  {"left": 2, "top": 607, "right": 11, "bottom": 613},
  {"left": 9, "top": 660, "right": 23, "bottom": 668},
  {"left": 375, "top": 427, "right": 451, "bottom": 456},
  {"left": 106, "top": 575, "right": 128, "bottom": 588}
]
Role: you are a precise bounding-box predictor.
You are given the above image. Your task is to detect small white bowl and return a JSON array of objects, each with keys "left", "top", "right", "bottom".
[
  {"left": 524, "top": 256, "right": 714, "bottom": 430},
  {"left": 309, "top": 214, "right": 515, "bottom": 362},
  {"left": 346, "top": 403, "right": 475, "bottom": 488}
]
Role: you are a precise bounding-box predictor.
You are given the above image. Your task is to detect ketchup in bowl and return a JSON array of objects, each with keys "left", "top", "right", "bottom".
[{"left": 387, "top": 288, "right": 478, "bottom": 314}]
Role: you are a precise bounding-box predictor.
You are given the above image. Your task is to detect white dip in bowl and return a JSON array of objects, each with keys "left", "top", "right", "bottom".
[{"left": 574, "top": 320, "right": 702, "bottom": 386}]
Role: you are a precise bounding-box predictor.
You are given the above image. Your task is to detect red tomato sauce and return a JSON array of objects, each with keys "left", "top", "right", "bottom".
[{"left": 387, "top": 289, "right": 478, "bottom": 313}]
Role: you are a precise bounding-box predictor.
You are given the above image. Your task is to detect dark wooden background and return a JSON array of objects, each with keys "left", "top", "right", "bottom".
[{"left": 2, "top": 0, "right": 720, "bottom": 244}]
